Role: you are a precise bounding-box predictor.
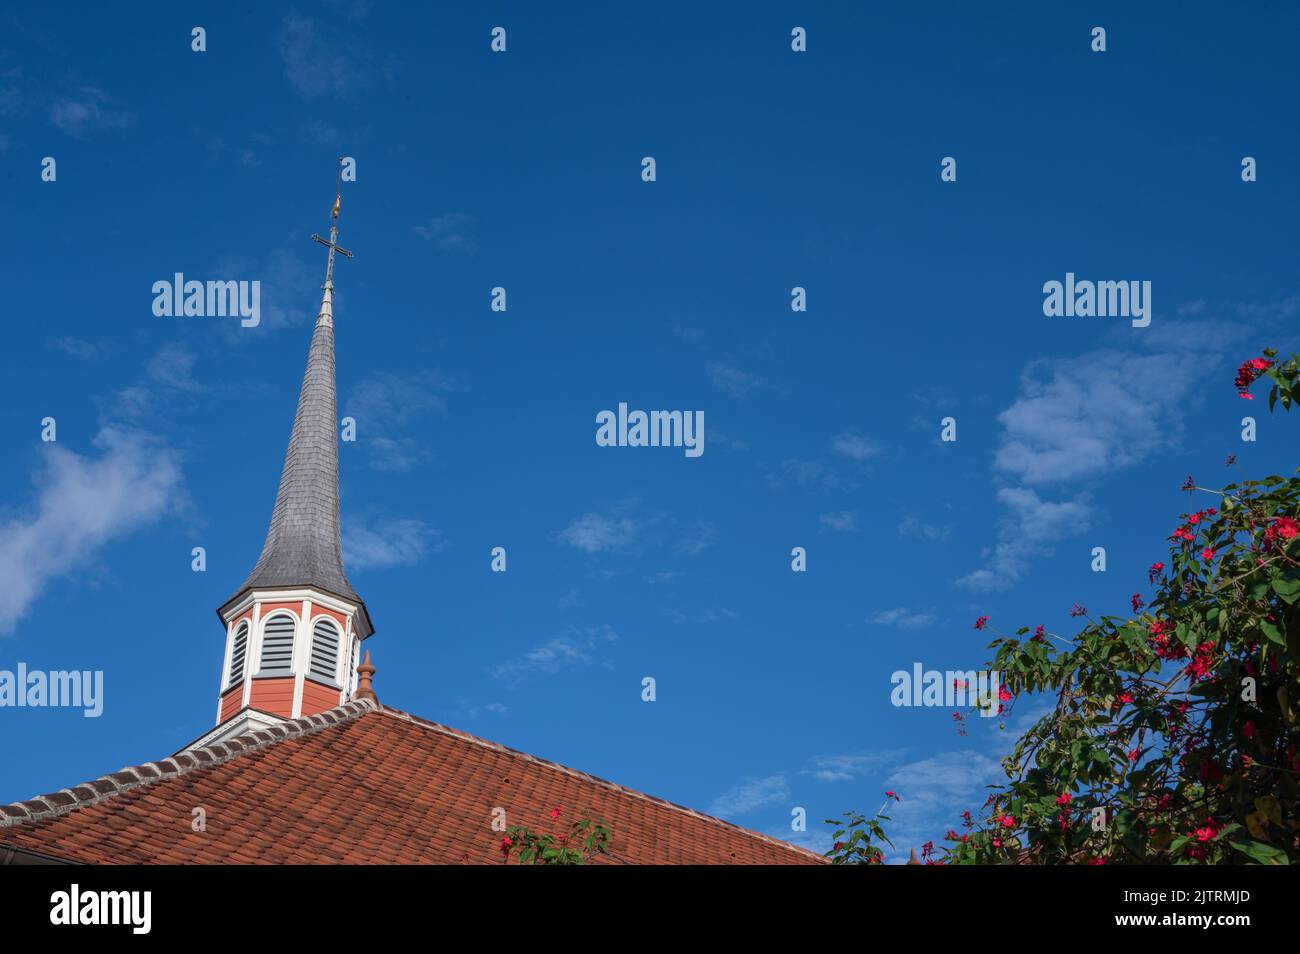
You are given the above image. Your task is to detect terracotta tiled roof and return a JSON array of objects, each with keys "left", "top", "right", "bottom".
[{"left": 0, "top": 701, "right": 823, "bottom": 865}]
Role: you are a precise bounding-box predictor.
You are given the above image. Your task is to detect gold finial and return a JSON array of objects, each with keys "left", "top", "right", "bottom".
[{"left": 311, "top": 159, "right": 353, "bottom": 294}]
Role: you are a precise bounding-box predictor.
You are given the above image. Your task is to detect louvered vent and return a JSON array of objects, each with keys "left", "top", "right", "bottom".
[
  {"left": 228, "top": 621, "right": 249, "bottom": 685},
  {"left": 309, "top": 619, "right": 340, "bottom": 683},
  {"left": 259, "top": 615, "right": 296, "bottom": 674}
]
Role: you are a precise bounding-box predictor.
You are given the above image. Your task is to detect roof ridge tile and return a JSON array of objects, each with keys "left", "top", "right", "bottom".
[{"left": 0, "top": 699, "right": 376, "bottom": 829}]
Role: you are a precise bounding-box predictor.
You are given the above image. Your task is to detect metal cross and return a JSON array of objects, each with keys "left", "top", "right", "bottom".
[{"left": 311, "top": 159, "right": 353, "bottom": 290}]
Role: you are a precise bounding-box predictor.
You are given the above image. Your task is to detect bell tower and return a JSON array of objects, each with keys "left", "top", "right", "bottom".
[{"left": 199, "top": 164, "right": 374, "bottom": 747}]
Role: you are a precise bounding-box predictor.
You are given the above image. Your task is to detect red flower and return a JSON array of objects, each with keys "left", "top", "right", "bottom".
[
  {"left": 973, "top": 616, "right": 989, "bottom": 630},
  {"left": 1131, "top": 593, "right": 1144, "bottom": 612},
  {"left": 1069, "top": 603, "right": 1087, "bottom": 618},
  {"left": 1127, "top": 747, "right": 1141, "bottom": 762},
  {"left": 499, "top": 836, "right": 513, "bottom": 855},
  {"left": 1235, "top": 357, "right": 1273, "bottom": 398},
  {"left": 1273, "top": 516, "right": 1299, "bottom": 540},
  {"left": 998, "top": 686, "right": 1012, "bottom": 702},
  {"left": 549, "top": 807, "right": 563, "bottom": 820},
  {"left": 1055, "top": 792, "right": 1072, "bottom": 806},
  {"left": 1201, "top": 547, "right": 1216, "bottom": 561},
  {"left": 885, "top": 790, "right": 900, "bottom": 802},
  {"left": 1148, "top": 562, "right": 1164, "bottom": 584},
  {"left": 1193, "top": 819, "right": 1220, "bottom": 843}
]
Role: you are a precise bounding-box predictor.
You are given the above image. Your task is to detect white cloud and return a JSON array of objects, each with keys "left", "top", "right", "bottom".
[
  {"left": 879, "top": 750, "right": 1004, "bottom": 862},
  {"left": 344, "top": 372, "right": 451, "bottom": 473},
  {"left": 146, "top": 343, "right": 201, "bottom": 392},
  {"left": 867, "top": 607, "right": 938, "bottom": 630},
  {"left": 665, "top": 606, "right": 737, "bottom": 625},
  {"left": 278, "top": 14, "right": 370, "bottom": 99},
  {"left": 342, "top": 515, "right": 445, "bottom": 571},
  {"left": 819, "top": 510, "right": 858, "bottom": 532},
  {"left": 411, "top": 212, "right": 476, "bottom": 252},
  {"left": 707, "top": 362, "right": 765, "bottom": 398},
  {"left": 49, "top": 86, "right": 133, "bottom": 137},
  {"left": 709, "top": 775, "right": 790, "bottom": 818},
  {"left": 994, "top": 349, "right": 1204, "bottom": 486},
  {"left": 768, "top": 458, "right": 855, "bottom": 493},
  {"left": 957, "top": 487, "right": 1091, "bottom": 592},
  {"left": 897, "top": 515, "right": 951, "bottom": 542},
  {"left": 558, "top": 511, "right": 640, "bottom": 553},
  {"left": 675, "top": 519, "right": 717, "bottom": 555},
  {"left": 47, "top": 337, "right": 112, "bottom": 361},
  {"left": 491, "top": 625, "right": 618, "bottom": 685},
  {"left": 831, "top": 432, "right": 881, "bottom": 461},
  {"left": 0, "top": 427, "right": 184, "bottom": 635},
  {"left": 961, "top": 337, "right": 1226, "bottom": 590},
  {"left": 801, "top": 751, "right": 902, "bottom": 782}
]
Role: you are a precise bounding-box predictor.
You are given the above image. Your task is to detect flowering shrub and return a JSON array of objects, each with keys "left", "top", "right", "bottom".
[
  {"left": 826, "top": 793, "right": 899, "bottom": 864},
  {"left": 499, "top": 808, "right": 613, "bottom": 865},
  {"left": 832, "top": 351, "right": 1300, "bottom": 865}
]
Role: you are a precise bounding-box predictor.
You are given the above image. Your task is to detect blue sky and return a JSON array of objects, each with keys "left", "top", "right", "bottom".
[{"left": 1, "top": 2, "right": 1298, "bottom": 861}]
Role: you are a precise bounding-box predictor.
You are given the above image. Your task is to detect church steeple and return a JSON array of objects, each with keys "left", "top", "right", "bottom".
[{"left": 204, "top": 165, "right": 374, "bottom": 745}]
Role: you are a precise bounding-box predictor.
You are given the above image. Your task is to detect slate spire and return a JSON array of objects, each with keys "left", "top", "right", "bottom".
[{"left": 226, "top": 167, "right": 363, "bottom": 610}]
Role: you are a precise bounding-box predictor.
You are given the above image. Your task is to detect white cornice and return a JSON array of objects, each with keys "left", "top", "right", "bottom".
[{"left": 220, "top": 587, "right": 363, "bottom": 624}]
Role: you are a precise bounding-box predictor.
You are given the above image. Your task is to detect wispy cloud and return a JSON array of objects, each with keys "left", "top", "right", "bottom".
[
  {"left": 819, "top": 510, "right": 858, "bottom": 532},
  {"left": 766, "top": 458, "right": 855, "bottom": 494},
  {"left": 880, "top": 750, "right": 1004, "bottom": 861},
  {"left": 146, "top": 343, "right": 202, "bottom": 392},
  {"left": 344, "top": 372, "right": 452, "bottom": 473},
  {"left": 675, "top": 519, "right": 717, "bottom": 555},
  {"left": 411, "top": 212, "right": 476, "bottom": 252},
  {"left": 342, "top": 515, "right": 445, "bottom": 571},
  {"left": 897, "top": 515, "right": 951, "bottom": 542},
  {"left": 957, "top": 488, "right": 1091, "bottom": 592},
  {"left": 0, "top": 427, "right": 184, "bottom": 635},
  {"left": 709, "top": 774, "right": 790, "bottom": 818},
  {"left": 866, "top": 607, "right": 938, "bottom": 630},
  {"left": 491, "top": 624, "right": 618, "bottom": 686},
  {"left": 49, "top": 86, "right": 134, "bottom": 138},
  {"left": 707, "top": 362, "right": 766, "bottom": 398},
  {"left": 46, "top": 336, "right": 113, "bottom": 361},
  {"left": 665, "top": 606, "right": 737, "bottom": 625},
  {"left": 278, "top": 13, "right": 373, "bottom": 99},
  {"left": 800, "top": 751, "right": 902, "bottom": 782},
  {"left": 960, "top": 332, "right": 1235, "bottom": 591},
  {"left": 830, "top": 432, "right": 881, "bottom": 461},
  {"left": 558, "top": 508, "right": 642, "bottom": 554}
]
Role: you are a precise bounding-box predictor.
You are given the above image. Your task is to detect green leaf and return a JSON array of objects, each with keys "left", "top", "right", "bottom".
[
  {"left": 1259, "top": 619, "right": 1285, "bottom": 646},
  {"left": 1228, "top": 840, "right": 1290, "bottom": 865},
  {"left": 1270, "top": 576, "right": 1300, "bottom": 604}
]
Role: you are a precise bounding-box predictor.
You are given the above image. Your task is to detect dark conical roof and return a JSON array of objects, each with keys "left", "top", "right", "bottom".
[{"left": 224, "top": 286, "right": 363, "bottom": 611}]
